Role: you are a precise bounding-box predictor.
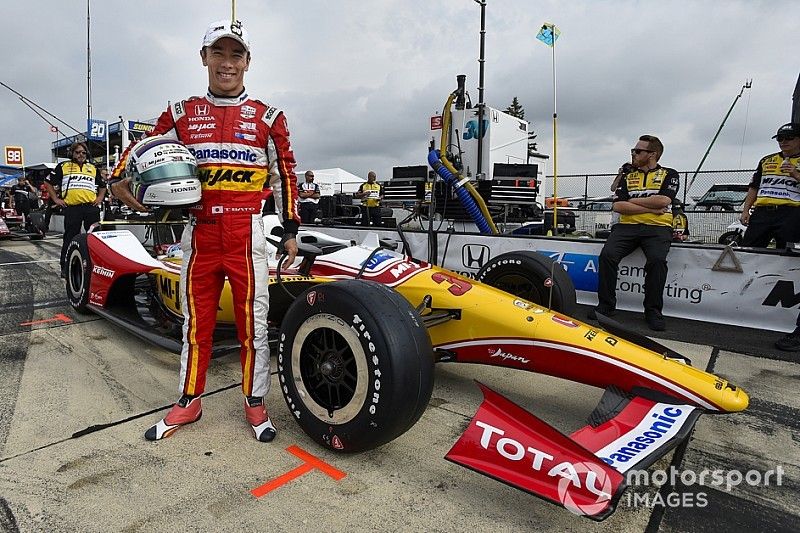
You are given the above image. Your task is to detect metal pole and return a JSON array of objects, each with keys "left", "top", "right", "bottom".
[
  {"left": 793, "top": 72, "right": 800, "bottom": 124},
  {"left": 686, "top": 80, "right": 751, "bottom": 194},
  {"left": 551, "top": 40, "right": 559, "bottom": 236},
  {"left": 105, "top": 121, "right": 110, "bottom": 173},
  {"left": 475, "top": 0, "right": 486, "bottom": 180},
  {"left": 87, "top": 0, "right": 92, "bottom": 129},
  {"left": 583, "top": 175, "right": 588, "bottom": 204}
]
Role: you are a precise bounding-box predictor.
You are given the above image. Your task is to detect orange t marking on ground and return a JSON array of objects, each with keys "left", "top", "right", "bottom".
[
  {"left": 20, "top": 313, "right": 73, "bottom": 327},
  {"left": 251, "top": 445, "right": 346, "bottom": 498}
]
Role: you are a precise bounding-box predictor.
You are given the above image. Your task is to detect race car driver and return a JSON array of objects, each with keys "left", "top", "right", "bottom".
[{"left": 111, "top": 19, "right": 300, "bottom": 443}]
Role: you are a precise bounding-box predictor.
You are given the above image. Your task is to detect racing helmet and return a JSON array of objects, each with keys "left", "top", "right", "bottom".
[{"left": 126, "top": 135, "right": 201, "bottom": 207}]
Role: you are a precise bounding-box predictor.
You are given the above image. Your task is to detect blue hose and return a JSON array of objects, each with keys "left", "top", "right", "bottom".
[{"left": 427, "top": 150, "right": 492, "bottom": 234}]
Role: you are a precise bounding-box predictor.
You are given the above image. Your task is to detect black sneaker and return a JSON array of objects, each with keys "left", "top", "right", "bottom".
[
  {"left": 775, "top": 331, "right": 800, "bottom": 352},
  {"left": 645, "top": 313, "right": 666, "bottom": 332},
  {"left": 588, "top": 307, "right": 616, "bottom": 321}
]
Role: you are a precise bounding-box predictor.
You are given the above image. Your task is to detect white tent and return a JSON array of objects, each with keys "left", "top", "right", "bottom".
[
  {"left": 297, "top": 168, "right": 364, "bottom": 196},
  {"left": 26, "top": 163, "right": 57, "bottom": 172}
]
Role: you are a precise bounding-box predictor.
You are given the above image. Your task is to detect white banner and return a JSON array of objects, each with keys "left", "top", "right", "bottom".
[{"left": 312, "top": 227, "right": 800, "bottom": 333}]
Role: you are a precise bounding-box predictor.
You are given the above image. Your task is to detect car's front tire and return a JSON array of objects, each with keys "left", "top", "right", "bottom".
[
  {"left": 476, "top": 250, "right": 577, "bottom": 315},
  {"left": 66, "top": 234, "right": 92, "bottom": 313},
  {"left": 277, "top": 280, "right": 434, "bottom": 452}
]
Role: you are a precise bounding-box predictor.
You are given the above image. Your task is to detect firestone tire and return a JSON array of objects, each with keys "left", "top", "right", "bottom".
[
  {"left": 476, "top": 250, "right": 577, "bottom": 316},
  {"left": 65, "top": 233, "right": 93, "bottom": 314},
  {"left": 277, "top": 280, "right": 434, "bottom": 453}
]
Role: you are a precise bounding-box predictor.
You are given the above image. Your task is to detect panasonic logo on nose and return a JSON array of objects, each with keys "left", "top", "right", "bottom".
[{"left": 597, "top": 404, "right": 694, "bottom": 471}]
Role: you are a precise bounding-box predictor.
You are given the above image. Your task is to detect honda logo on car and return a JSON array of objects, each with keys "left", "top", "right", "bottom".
[
  {"left": 462, "top": 244, "right": 489, "bottom": 269},
  {"left": 596, "top": 404, "right": 694, "bottom": 472},
  {"left": 476, "top": 420, "right": 611, "bottom": 499}
]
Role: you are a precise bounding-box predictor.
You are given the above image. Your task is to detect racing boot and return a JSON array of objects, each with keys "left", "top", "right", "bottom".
[
  {"left": 245, "top": 396, "right": 277, "bottom": 442},
  {"left": 144, "top": 394, "right": 202, "bottom": 441}
]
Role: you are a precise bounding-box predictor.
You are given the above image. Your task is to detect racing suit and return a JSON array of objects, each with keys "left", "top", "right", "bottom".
[{"left": 115, "top": 90, "right": 300, "bottom": 398}]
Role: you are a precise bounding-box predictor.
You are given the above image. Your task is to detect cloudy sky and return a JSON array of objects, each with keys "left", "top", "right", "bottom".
[{"left": 2, "top": 0, "right": 797, "bottom": 189}]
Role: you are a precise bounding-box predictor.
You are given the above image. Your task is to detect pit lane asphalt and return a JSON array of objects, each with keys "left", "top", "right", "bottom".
[{"left": 0, "top": 235, "right": 797, "bottom": 532}]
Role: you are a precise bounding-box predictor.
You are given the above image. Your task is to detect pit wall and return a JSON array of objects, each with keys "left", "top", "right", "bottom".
[{"left": 312, "top": 226, "right": 800, "bottom": 333}]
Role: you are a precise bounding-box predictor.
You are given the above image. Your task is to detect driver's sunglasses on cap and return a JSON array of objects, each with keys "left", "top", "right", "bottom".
[
  {"left": 776, "top": 135, "right": 798, "bottom": 142},
  {"left": 631, "top": 148, "right": 655, "bottom": 155}
]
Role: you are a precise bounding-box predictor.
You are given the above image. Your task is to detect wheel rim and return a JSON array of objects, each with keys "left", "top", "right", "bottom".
[{"left": 291, "top": 313, "right": 369, "bottom": 424}]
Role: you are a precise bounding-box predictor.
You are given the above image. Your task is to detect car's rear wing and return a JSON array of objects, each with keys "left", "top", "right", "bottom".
[{"left": 445, "top": 383, "right": 701, "bottom": 520}]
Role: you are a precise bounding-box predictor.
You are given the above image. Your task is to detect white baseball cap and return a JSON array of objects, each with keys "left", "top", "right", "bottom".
[{"left": 202, "top": 19, "right": 250, "bottom": 52}]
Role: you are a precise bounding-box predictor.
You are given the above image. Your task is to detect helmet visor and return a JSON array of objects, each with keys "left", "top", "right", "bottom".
[{"left": 137, "top": 162, "right": 197, "bottom": 184}]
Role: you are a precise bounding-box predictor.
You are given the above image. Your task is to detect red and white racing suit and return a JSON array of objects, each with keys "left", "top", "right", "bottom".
[{"left": 117, "top": 90, "right": 300, "bottom": 398}]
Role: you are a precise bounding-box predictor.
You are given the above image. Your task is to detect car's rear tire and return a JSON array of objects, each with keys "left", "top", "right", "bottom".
[
  {"left": 476, "top": 250, "right": 577, "bottom": 315},
  {"left": 27, "top": 212, "right": 46, "bottom": 239},
  {"left": 277, "top": 280, "right": 434, "bottom": 452},
  {"left": 66, "top": 234, "right": 92, "bottom": 313},
  {"left": 718, "top": 230, "right": 743, "bottom": 246}
]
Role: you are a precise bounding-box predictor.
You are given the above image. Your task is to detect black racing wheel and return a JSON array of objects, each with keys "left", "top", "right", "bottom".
[
  {"left": 718, "top": 230, "right": 743, "bottom": 246},
  {"left": 65, "top": 234, "right": 93, "bottom": 313},
  {"left": 278, "top": 280, "right": 434, "bottom": 452},
  {"left": 476, "top": 250, "right": 577, "bottom": 315}
]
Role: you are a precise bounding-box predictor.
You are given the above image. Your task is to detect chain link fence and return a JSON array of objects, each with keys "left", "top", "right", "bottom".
[{"left": 544, "top": 169, "right": 752, "bottom": 243}]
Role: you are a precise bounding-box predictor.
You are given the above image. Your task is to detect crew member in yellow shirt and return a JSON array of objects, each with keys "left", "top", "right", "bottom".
[
  {"left": 355, "top": 170, "right": 383, "bottom": 226},
  {"left": 741, "top": 123, "right": 800, "bottom": 248},
  {"left": 589, "top": 135, "right": 679, "bottom": 332},
  {"left": 45, "top": 141, "right": 106, "bottom": 278}
]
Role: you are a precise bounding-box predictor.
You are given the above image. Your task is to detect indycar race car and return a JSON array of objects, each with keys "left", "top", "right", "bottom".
[
  {"left": 0, "top": 208, "right": 46, "bottom": 240},
  {"left": 64, "top": 215, "right": 749, "bottom": 520}
]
